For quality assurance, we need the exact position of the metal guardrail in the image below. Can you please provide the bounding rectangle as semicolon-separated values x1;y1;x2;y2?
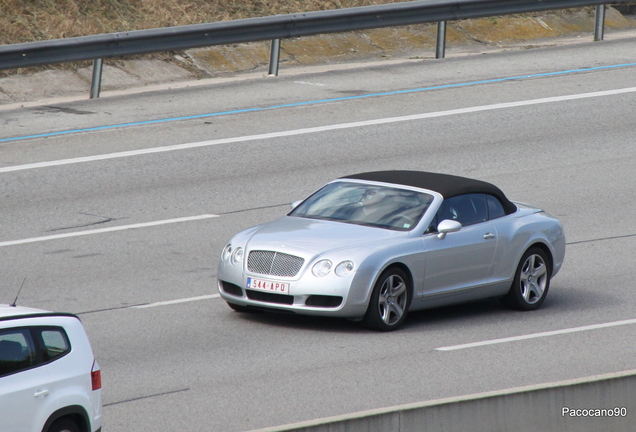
0;0;628;98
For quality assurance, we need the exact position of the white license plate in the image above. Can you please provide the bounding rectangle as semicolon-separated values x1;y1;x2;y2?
247;278;290;294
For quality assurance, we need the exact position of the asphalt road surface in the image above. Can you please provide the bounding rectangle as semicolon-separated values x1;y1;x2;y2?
1;35;636;431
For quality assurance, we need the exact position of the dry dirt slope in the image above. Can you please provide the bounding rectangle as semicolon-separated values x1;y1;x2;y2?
0;4;635;105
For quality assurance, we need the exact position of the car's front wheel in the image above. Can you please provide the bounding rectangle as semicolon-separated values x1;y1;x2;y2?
364;267;411;331
47;418;80;432
502;247;551;311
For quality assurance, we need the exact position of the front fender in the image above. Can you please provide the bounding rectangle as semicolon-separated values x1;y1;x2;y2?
351;238;425;304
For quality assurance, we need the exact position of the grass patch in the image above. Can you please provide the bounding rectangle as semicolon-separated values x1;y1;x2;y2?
0;0;406;77
0;0;405;44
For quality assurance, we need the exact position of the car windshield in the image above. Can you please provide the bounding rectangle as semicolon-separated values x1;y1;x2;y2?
289;182;434;231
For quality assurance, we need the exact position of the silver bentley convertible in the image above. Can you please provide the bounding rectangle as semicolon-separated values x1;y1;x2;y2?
217;171;565;331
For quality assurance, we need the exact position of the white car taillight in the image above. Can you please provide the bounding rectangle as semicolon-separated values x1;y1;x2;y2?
91;360;102;391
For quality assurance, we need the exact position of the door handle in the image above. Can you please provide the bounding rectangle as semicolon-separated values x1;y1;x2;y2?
34;389;49;398
483;233;495;240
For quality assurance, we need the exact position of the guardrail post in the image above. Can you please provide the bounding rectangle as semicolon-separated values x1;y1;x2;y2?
436;21;447;59
594;5;606;41
90;58;103;99
268;38;281;76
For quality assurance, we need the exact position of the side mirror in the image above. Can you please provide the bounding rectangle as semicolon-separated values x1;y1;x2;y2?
290;200;303;210
437;219;462;239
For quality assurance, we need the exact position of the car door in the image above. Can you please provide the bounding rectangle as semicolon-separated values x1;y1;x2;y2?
420;194;498;297
0;325;78;432
0;328;38;432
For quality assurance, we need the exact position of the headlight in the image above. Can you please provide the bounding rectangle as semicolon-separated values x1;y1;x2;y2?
231;247;244;265
221;244;233;261
335;260;355;277
312;259;332;277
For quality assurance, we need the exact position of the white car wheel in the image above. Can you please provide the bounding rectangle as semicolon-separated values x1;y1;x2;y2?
48;419;80;432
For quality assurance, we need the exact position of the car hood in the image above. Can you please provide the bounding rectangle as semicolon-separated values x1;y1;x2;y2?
243;216;404;255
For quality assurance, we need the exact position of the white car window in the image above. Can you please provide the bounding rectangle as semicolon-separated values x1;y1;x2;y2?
0;329;36;377
41;328;71;362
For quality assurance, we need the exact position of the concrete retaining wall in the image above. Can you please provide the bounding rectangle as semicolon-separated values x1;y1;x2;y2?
249;370;636;432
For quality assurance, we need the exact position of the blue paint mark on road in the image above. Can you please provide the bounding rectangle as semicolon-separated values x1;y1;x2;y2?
2;62;635;144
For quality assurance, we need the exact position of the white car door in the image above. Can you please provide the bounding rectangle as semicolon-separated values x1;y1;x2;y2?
0;328;38;432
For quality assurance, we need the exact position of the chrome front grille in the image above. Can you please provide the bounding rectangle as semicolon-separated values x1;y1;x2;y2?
247;250;304;277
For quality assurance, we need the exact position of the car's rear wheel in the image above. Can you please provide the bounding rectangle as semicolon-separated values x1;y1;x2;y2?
364;267;411;331
502;247;551;311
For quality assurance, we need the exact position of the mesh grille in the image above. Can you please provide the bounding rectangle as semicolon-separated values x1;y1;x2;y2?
247;250;304;277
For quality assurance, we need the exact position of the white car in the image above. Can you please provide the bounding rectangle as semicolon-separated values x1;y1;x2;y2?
0;304;102;432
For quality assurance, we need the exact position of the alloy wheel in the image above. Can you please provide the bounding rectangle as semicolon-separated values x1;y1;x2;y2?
378;274;408;325
520;253;548;305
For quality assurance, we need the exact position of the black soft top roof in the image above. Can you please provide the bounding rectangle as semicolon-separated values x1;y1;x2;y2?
341;170;517;214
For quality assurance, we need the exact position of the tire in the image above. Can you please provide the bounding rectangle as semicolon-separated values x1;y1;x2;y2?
47;418;80;432
502;247;551;311
364;267;412;331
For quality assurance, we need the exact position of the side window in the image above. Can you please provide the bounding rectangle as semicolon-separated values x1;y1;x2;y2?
0;326;71;377
437;194;488;227
40;328;70;362
487;195;506;220
0;329;36;377
426;213;438;233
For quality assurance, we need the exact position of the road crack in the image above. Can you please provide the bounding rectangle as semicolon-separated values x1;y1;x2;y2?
45;213;119;232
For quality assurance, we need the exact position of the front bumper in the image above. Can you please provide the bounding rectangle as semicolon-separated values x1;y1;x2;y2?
217;261;375;318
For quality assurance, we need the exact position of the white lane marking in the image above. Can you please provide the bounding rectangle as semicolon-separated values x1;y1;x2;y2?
2;87;636;174
436;318;636;351
294;81;327;87
0;214;219;247
133;294;220;309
